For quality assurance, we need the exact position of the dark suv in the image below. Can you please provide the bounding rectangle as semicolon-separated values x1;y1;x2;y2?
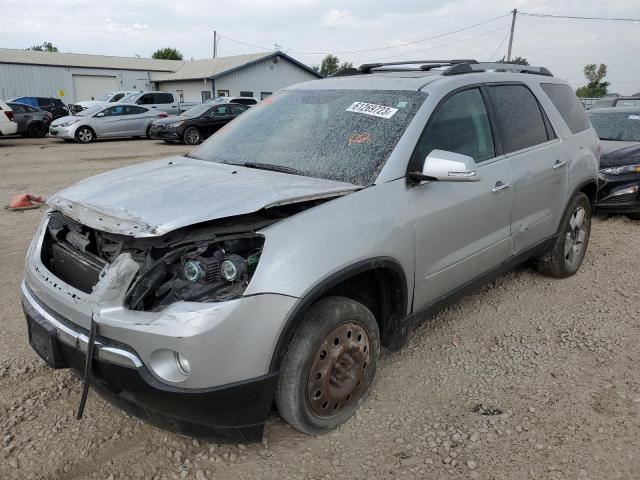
9;97;68;120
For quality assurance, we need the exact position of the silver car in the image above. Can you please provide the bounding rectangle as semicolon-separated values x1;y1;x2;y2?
22;60;599;442
49;104;168;143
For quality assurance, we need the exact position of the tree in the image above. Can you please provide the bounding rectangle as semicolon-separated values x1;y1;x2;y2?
151;47;183;60
313;54;353;76
28;42;58;52
498;55;529;65
576;63;609;97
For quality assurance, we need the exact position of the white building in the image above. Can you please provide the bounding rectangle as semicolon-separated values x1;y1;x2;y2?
0;49;321;104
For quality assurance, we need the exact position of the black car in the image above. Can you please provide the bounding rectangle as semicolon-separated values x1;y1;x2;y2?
589;107;640;219
9;96;69;120
7;102;52;137
149;103;248;145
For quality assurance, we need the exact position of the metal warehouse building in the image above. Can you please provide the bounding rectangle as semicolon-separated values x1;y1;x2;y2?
0;49;321;104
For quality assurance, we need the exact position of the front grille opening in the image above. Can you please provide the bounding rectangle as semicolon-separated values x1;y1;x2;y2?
41;211;110;293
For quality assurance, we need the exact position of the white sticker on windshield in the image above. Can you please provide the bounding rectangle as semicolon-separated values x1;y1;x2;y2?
629;115;640;121
346;102;398;119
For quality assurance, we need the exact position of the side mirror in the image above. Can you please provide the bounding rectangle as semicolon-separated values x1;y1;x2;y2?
95;112;105;118
409;150;480;182
136;99;143;105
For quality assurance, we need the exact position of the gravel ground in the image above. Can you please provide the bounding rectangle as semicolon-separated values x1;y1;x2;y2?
1;137;640;480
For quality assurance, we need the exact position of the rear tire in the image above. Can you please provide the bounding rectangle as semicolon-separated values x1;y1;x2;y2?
28;122;47;138
75;126;94;143
275;296;380;435
535;192;591;278
183;127;201;145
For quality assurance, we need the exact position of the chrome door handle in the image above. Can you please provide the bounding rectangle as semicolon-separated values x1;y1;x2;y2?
492;181;510;194
553;160;566;170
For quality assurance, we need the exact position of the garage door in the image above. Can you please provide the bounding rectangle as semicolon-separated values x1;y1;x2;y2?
72;75;117;102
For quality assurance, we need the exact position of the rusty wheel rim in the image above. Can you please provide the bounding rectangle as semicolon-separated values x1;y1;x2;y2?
306;321;372;418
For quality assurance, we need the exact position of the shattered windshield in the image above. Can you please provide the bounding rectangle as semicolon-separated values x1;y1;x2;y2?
191;89;427;185
590;112;640;142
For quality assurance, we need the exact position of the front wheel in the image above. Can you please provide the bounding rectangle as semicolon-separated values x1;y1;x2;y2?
536;192;591;278
275;296;380;435
28;122;47;138
75;126;94;143
183;127;201;145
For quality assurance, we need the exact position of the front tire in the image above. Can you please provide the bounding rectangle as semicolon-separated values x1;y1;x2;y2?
536;192;591;278
28;122;47;138
183;127;201;145
276;296;380;435
75;126;94;143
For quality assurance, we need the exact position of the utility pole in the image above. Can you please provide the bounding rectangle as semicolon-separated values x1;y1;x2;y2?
213;30;218;58
506;9;517;62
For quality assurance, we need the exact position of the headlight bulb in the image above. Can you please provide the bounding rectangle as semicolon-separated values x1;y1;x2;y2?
220;255;247;282
183;259;205;282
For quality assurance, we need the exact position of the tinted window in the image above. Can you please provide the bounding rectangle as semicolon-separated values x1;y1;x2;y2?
138;94;155;105
111;93;125;102
541;83;590;134
235;98;257;105
211;105;230;115
231;105;248;115
8;103;26;113
102;106;126;116
415;88;495;165
125;106;147;115
37;98;53;107
153;93;174;104
52;99;65;107
488;85;549;153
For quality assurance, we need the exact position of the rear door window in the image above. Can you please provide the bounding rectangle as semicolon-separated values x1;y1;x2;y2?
124;106;148;115
9;104;25;114
137;94;155;105
487;85;550;153
153;93;174;104
541;83;590;134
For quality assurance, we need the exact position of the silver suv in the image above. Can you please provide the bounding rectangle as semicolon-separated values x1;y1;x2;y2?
22;60;599;442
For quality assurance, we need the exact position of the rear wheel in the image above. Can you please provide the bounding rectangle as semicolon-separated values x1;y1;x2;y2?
275;296;380;435
28;122;47;138
536;192;591;278
75;127;94;143
183;127;201;145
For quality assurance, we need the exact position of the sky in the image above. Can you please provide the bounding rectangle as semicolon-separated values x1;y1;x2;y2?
1;0;639;94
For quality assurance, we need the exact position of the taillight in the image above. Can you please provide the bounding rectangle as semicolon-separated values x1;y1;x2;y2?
4;109;14;121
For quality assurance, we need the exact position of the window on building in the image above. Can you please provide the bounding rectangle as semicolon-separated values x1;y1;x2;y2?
202;91;212;102
261;92;272;100
217;90;229;97
176;90;184;103
239;91;254;98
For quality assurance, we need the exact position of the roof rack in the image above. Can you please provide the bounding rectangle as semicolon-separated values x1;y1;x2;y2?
332;59;553;77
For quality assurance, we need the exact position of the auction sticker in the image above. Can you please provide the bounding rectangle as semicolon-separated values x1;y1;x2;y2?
346;102;398;119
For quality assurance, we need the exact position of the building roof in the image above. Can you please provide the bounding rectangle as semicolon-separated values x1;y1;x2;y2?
151;51;322;82
0;48;183;71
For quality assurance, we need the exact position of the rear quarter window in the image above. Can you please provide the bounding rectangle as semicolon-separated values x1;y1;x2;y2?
154;93;174;104
541;83;590;134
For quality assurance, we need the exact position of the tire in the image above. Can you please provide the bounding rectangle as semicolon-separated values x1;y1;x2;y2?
183;127;201;145
145;125;152;139
27;122;47;138
535;192;591;278
627;213;640;221
276;296;380;435
75;126;94;143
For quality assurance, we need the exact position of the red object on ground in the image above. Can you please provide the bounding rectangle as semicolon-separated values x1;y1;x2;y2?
5;194;46;211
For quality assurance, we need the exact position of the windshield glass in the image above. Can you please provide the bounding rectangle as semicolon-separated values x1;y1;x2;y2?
589;112;640;142
182;104;214;117
78;106;104;117
191;89;426;185
96;93;111;101
119;93;138;103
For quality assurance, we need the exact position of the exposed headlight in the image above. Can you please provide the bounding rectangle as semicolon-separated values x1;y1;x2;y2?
221;255;247;282
58;119;80;128
609;185;639;197
600;164;640;175
183;259;205;282
167;121;184;128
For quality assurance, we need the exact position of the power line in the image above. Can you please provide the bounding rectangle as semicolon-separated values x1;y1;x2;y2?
519;12;640;22
489;29;510;61
217;34;272;51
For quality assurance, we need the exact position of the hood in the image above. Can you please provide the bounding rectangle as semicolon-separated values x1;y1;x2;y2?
600;140;640;168
48;156;360;237
51;115;85;126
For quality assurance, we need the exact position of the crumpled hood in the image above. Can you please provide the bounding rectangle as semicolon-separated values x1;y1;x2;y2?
48;156;359;237
600;140;640;168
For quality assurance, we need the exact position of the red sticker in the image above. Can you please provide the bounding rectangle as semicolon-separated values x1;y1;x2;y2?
348;133;371;145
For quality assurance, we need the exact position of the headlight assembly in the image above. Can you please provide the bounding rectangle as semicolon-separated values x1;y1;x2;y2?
600;164;640;175
58;119;81;128
167;121;184;128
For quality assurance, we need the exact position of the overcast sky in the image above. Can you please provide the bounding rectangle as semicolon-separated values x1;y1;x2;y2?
2;0;639;94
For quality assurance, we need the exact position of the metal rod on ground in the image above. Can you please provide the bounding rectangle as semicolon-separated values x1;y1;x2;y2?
507;9;517;62
76;317;98;420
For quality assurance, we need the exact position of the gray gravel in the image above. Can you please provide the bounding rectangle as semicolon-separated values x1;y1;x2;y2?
1;138;640;479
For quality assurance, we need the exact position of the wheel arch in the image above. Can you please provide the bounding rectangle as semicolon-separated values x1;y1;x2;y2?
75;125;97;140
268;257;409;373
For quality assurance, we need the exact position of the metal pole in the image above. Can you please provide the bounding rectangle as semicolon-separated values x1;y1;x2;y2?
213;30;217;58
506;9;517;62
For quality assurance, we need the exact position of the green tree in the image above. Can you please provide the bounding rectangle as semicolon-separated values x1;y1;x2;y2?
151;47;184;60
313;54;353;76
498;55;529;65
576;63;609;97
28;42;58;52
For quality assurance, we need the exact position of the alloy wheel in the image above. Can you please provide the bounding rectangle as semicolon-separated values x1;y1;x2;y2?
77;128;93;143
185;128;201;145
564;206;587;268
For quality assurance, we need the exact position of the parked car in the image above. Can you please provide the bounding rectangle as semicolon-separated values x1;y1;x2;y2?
49;104;168;143
589;107;640;219
204;96;258;107
149;103;249;144
7;102;52;137
0;100;18;136
22;60;599;442
9;96;68;120
118;91;198;115
69;90;138;114
590;96;640;109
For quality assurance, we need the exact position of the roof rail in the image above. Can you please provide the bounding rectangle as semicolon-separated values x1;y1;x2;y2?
357;59;478;73
444;62;553;77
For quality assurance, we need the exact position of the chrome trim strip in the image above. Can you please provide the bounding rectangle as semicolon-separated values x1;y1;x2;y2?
21;281;142;368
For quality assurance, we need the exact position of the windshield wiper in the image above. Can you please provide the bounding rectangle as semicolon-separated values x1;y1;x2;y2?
241;162;302;175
